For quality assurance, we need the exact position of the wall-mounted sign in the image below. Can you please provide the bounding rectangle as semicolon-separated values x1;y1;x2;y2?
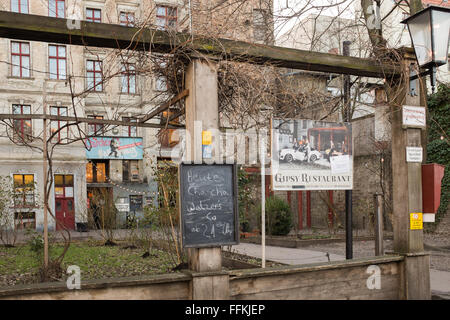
86;137;143;160
271;119;353;190
406;147;423;163
410;213;423;230
402;105;426;128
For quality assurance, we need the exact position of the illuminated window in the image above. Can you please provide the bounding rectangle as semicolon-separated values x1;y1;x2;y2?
12;104;32;142
86;161;108;183
13;174;34;207
50;106;68;142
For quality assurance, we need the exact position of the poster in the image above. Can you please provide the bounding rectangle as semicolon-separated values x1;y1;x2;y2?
271;119;353;190
86;137;143;160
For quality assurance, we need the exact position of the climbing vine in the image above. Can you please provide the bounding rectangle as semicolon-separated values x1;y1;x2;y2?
426;83;450;230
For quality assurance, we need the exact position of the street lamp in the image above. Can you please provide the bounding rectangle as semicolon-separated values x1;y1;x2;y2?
401;5;450;93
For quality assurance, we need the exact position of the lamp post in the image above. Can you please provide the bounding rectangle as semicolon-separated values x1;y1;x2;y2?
401;5;450;93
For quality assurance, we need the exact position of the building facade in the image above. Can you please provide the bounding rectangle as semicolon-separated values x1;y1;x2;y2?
0;0;273;231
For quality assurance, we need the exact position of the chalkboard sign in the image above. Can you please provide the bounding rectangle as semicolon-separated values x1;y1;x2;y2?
179;163;239;248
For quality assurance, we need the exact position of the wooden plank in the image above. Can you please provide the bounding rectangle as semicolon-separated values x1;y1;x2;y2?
139;89;189;123
0;11;400;78
230;274;400;300
0;114;184;129
230;262;399;296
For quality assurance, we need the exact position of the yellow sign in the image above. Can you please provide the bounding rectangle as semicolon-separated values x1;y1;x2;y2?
202;131;212;145
410;213;423;230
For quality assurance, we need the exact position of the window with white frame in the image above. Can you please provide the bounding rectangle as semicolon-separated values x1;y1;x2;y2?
11;0;28;13
11;41;30;78
49;45;66;80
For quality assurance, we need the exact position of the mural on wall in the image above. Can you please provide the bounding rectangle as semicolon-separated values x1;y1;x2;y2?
271;118;353;190
85;137;143;160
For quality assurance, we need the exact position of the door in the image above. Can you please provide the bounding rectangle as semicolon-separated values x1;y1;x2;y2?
55;198;75;231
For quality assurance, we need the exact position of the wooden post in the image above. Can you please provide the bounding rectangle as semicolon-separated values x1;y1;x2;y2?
42;80;49;269
306;191;311;228
297;191;303;230
184;59;222;272
389;49;430;299
374;193;384;256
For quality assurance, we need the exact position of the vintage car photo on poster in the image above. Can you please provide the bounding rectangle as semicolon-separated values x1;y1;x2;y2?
271;118;353;190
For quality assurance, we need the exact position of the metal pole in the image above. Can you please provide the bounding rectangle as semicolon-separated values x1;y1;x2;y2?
260;131;266;268
374;193;384;256
343;40;353;259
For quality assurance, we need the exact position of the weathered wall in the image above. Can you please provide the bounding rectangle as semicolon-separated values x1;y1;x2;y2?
0;256;406;300
229;256;403;300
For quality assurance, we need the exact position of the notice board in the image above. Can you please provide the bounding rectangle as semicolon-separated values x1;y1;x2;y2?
179;163;239;248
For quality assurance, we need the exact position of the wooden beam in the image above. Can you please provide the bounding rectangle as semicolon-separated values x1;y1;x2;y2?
0;114;184;129
139;89;189;123
0;11;400;78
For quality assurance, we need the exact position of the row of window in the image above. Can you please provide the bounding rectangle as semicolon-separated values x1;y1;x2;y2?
9;41;166;93
11;0;177;30
12;104;137;142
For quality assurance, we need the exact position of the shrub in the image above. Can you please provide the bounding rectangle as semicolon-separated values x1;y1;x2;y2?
259;196;293;236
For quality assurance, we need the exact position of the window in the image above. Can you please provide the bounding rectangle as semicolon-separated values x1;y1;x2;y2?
122;160;139;182
12;104;32;142
49;45;66;80
50;106;68;142
14;212;35;230
11;41;30;78
119;11;135;26
13;174;34;207
11;0;28;13
88;115;104;136
86;161;108;183
86;60;103;91
49;0;65;18
54;174;73;198
120;63;136;94
156;6;177;30
122;117;137;137
86;8;101;23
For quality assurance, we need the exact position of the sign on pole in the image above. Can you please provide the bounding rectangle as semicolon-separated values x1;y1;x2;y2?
179;163;239;248
271;119;353;190
402;105;426;128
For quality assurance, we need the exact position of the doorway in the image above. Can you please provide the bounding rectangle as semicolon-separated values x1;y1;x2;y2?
54;174;75;230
